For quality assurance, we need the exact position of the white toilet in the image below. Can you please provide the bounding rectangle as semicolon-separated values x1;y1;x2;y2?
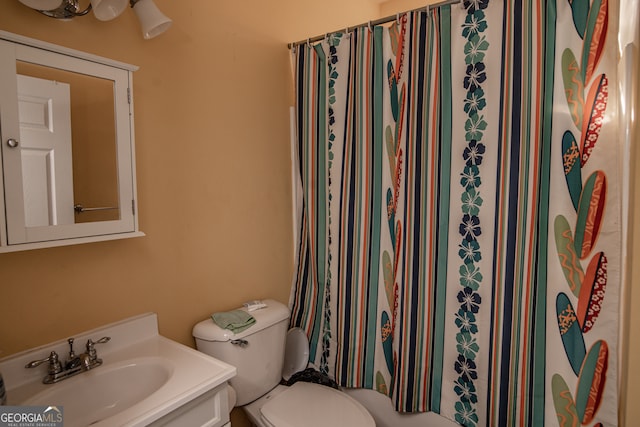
192;299;375;427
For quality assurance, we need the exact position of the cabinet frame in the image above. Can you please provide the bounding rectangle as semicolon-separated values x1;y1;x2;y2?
0;31;144;252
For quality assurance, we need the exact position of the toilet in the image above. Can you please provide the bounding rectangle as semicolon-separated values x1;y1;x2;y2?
192;299;375;427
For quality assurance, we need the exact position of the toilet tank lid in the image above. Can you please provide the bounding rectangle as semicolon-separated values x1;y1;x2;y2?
192;299;290;342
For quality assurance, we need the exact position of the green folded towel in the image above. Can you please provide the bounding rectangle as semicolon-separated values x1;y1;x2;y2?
212;309;256;334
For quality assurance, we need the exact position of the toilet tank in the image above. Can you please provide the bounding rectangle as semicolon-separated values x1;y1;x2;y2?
192;299;290;406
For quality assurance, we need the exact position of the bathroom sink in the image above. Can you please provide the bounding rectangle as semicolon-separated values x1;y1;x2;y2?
0;313;236;427
23;357;173;427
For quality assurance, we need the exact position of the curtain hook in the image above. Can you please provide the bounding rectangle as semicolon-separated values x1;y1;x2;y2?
368;21;372;32
396;13;400;24
306;38;311;47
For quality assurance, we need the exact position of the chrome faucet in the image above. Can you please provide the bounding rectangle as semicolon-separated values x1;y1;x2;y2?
25;336;111;384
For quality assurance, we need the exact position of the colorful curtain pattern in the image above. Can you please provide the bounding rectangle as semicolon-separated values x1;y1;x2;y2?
290;0;620;426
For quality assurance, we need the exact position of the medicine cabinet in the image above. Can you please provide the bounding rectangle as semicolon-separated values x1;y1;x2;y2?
0;31;144;252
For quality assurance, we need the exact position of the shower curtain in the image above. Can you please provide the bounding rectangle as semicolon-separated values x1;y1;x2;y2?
290;0;620;426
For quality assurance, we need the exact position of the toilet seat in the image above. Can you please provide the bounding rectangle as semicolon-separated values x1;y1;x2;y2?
243;326;374;427
259;382;375;427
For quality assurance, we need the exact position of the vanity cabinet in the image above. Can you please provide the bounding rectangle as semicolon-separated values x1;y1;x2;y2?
0;31;143;252
149;383;231;427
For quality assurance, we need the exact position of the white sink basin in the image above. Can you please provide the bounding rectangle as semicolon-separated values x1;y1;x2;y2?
23;357;173;427
0;313;236;427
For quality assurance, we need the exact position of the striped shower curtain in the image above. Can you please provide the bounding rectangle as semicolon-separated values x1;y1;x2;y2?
290;1;620;426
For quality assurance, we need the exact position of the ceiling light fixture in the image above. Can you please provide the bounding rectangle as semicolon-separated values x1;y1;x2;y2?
16;0;172;39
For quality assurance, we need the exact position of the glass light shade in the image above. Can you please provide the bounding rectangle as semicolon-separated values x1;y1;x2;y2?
17;0;64;10
91;0;127;21
132;0;172;40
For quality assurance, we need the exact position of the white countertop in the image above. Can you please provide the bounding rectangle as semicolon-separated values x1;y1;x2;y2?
0;313;236;427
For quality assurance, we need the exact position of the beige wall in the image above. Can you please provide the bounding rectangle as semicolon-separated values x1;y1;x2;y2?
0;0;381;353
0;0;638;426
0;1;379;426
621;30;640;426
624;168;640;425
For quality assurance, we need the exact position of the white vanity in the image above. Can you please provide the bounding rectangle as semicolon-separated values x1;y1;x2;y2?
0;313;236;427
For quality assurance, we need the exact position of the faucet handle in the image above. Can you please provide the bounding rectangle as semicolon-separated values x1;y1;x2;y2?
86;336;111;362
86;336;110;349
25;351;63;375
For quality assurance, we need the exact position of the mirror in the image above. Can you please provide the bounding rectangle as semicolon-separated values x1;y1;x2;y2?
16;61;120;225
0;31;143;251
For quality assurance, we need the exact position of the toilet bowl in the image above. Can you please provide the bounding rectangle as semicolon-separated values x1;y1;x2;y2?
192;299;375;427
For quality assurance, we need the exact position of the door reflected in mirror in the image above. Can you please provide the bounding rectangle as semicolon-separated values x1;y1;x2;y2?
16;61;120;225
